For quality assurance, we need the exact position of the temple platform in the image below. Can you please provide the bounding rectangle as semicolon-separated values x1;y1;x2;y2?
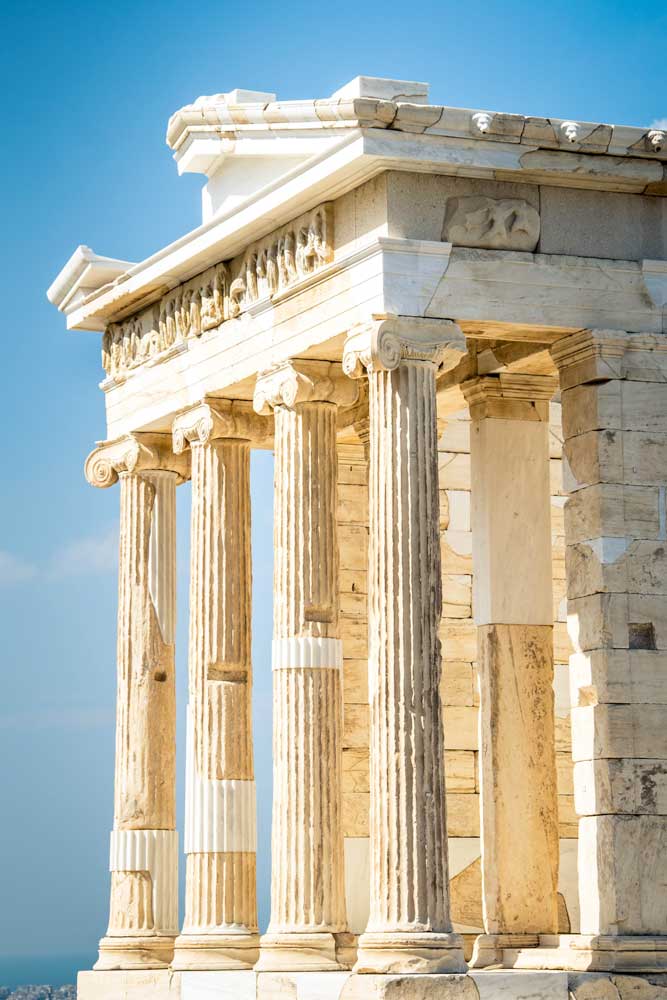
77;968;667;999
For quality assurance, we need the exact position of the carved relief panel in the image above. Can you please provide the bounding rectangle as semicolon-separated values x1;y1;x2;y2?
442;196;540;251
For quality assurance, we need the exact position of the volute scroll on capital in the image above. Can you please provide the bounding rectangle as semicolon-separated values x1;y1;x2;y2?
172;399;272;454
84;432;190;489
342;315;466;379
253;359;359;415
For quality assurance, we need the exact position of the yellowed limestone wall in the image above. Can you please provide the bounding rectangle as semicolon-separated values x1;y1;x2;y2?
337;443;372;935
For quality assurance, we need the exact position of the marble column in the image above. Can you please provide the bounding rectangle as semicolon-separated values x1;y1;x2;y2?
254;360;358;972
462;374;560;968
170;401;268;970
342;317;467;975
550;329;667;973
85;434;188;970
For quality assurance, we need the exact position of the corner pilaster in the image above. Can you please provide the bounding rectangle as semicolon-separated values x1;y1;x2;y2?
462;374;560;968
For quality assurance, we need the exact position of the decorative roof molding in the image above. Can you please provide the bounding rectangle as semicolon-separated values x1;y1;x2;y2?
648;130;665;153
166;76;667;168
47;245;135;315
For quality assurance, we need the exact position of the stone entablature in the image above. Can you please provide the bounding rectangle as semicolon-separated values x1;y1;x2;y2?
50;79;666;340
101;203;334;380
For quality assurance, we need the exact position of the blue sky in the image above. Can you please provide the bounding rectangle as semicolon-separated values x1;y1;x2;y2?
1;0;665;975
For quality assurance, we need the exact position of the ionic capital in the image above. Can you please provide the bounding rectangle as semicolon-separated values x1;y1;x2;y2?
84;433;189;488
462;373;558;421
172;399;272;454
342;315;465;379
253;359;358;415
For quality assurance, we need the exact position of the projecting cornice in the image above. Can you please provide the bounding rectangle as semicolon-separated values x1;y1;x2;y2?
166;76;667;171
49;76;666;336
47;245;136;317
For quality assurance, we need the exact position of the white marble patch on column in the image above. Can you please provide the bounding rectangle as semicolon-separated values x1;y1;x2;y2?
184;702;195;856
272;636;343;670
184;702;257;854
109;828;179;933
186;775;256;854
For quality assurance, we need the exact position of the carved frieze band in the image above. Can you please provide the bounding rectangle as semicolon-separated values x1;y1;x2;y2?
85;433;189;488
101;203;334;380
272;636;343;670
109;829;179;934
229;203;333;316
172;400;272;453
253;359;359;415
342;315;466;379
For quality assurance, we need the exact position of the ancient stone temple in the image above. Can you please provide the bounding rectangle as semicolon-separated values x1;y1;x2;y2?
47;76;667;1000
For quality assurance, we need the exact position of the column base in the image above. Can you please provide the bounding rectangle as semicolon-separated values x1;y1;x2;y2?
470;933;540;969
503;934;667;973
94;935;176;970
256;931;349;971
354;931;467;974
170;931;260;970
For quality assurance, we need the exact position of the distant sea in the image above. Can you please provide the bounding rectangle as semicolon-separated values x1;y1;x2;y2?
0;955;91;989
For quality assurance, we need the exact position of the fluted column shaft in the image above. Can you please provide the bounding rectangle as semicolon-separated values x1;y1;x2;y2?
343;317;467;975
254;361;354;972
114;471;177;834
85;434;185;972
367;361;447;933
271;403;346;932
171;403;260;970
